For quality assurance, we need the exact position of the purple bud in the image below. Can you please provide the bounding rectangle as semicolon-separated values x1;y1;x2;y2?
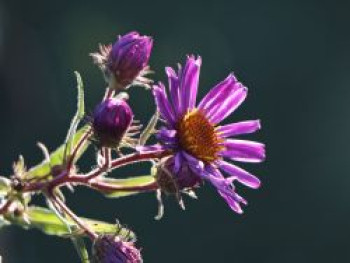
156;157;202;194
92;98;133;148
107;32;152;89
91;31;153;90
92;235;142;263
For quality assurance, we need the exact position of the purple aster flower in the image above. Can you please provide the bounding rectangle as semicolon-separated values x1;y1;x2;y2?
92;235;142;263
92;98;134;148
150;56;265;214
91;31;153;90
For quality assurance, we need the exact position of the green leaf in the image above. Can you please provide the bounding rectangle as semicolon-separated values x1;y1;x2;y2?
72;237;90;263
46;200;90;263
26;126;90;179
101;175;156;198
0;177;11;197
5;206;134;239
64;71;85;160
139;111;159;146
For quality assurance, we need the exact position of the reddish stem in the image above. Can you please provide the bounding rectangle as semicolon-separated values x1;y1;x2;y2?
49;193;97;240
84;150;169;180
103;87;115;100
66;128;93;171
22;150;170;193
71;177;159;193
0;199;13;214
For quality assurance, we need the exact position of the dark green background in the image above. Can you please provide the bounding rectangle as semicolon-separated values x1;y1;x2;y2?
0;0;349;262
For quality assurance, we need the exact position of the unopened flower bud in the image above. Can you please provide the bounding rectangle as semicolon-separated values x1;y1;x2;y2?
92;235;142;263
91;31;153;90
156;157;201;195
92;98;133;148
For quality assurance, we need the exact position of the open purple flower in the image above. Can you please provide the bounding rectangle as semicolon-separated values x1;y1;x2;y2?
150;56;265;213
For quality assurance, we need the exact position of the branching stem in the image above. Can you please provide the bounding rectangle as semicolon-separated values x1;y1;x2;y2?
21;150;170;193
49;192;97;240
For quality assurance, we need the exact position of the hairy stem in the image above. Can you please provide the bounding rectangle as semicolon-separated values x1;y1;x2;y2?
49;193;97;240
22;150;169;193
66;128;93;171
84;150;168;180
73;178;159;193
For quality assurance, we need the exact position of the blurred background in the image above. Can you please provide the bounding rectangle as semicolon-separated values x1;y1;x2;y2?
0;0;350;262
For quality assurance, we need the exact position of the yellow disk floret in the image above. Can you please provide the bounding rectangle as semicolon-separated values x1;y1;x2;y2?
177;109;224;163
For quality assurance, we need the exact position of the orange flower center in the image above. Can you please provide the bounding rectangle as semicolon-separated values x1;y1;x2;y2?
177;109;223;163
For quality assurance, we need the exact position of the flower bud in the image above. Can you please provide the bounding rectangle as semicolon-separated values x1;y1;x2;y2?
92;235;142;263
91;31;153;90
156;157;201;195
92;98;133;148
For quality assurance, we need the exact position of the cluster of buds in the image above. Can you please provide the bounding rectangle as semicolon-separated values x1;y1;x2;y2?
89;32;153;150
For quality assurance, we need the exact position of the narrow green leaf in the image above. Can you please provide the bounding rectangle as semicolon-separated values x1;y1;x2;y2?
72;237;90;263
27;126;90;179
101;175;156;198
53;126;90;166
5;207;134;239
74;71;85;120
64;71;85;160
139;111;159;146
46;199;90;263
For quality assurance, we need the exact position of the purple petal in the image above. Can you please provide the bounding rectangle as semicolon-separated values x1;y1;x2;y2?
198;74;237;112
179;56;201;115
216;120;261;138
156;128;177;145
173;152;183;174
117;31;139;46
200;167;247;214
182;151;204;174
165;67;180;118
157;128;176;139
152;83;175;126
218;160;261;189
136;144;166;153
220;139;266;163
217;190;246;214
208;83;248;124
